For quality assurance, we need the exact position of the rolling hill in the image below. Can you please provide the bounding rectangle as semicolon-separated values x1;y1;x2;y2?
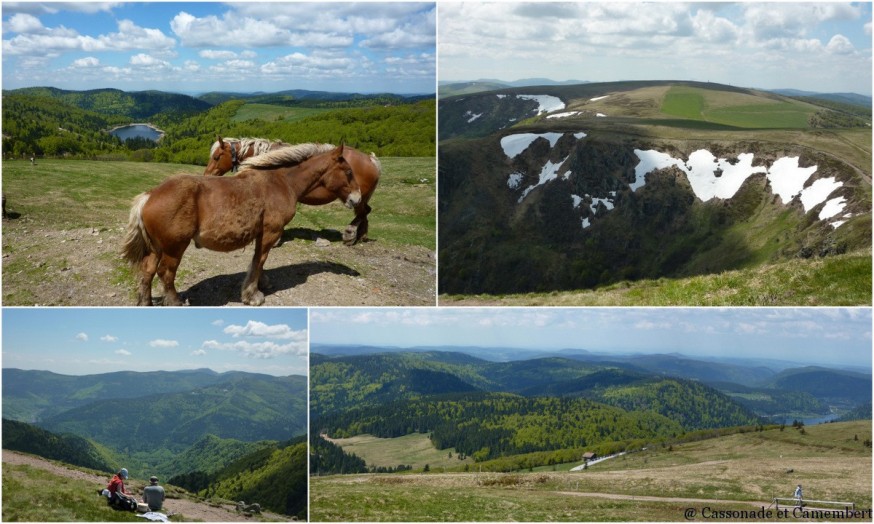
438;80;871;302
5;86;211;119
2;419;117;473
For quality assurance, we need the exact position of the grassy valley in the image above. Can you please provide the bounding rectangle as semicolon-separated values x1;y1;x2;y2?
1;369;308;520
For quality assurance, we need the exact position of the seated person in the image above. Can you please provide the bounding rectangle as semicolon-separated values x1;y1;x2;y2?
107;468;137;510
143;476;165;512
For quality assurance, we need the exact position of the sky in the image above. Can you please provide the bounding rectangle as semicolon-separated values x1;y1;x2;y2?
311;307;873;369
439;1;873;95
2;308;309;376
1;1;436;94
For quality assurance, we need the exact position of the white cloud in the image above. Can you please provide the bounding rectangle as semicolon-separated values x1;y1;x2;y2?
75;332;88;341
5;13;44;33
200;49;237;60
71;56;100;68
191;349;207;356
149;339;179;348
201;339;306;359
2;17;175;57
224;320;306;341
212;319;225;326
100;334;118;342
115;349;132;356
826;34;855;55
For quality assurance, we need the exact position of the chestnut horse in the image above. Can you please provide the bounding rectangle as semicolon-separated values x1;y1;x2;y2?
205;136;381;245
203;137;289;176
122;144;361;306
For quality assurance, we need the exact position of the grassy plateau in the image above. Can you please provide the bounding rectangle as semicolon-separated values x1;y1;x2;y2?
311;421;872;521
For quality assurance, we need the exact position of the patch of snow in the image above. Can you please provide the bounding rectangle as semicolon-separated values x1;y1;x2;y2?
547;111;580;119
799;177;843;212
518;156;569;202
590;197;615;214
507;172;523;189
596;113;607;117
767;157;818;204
464;110;483;123
574;132;587;139
830;220;847;229
582;217;591;229
632;149;676;191
571;194;584;208
518;94;565;114
590;96;609;102
496;94;507;99
500;132;563;158
684;150;767;201
819;196;847;220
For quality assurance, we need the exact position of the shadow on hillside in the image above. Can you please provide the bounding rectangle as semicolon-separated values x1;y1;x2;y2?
177;261;361;306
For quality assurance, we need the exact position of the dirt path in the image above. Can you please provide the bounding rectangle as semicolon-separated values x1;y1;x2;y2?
555;490;767;507
2;218;435;306
2;450;283;522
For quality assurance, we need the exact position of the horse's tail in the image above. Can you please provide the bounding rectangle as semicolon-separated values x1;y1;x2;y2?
121;193;155;266
368;152;383;178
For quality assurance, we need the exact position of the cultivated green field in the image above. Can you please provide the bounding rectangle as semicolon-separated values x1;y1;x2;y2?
311;421;872;521
659;86;816;128
231;103;329;123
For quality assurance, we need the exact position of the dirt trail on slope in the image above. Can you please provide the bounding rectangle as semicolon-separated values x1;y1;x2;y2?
556;490;768;507
2;450;284;522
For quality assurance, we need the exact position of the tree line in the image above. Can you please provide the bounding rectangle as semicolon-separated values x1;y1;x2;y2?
2;93;434;163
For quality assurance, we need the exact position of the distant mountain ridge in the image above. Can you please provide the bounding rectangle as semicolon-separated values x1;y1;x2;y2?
5;86;211;119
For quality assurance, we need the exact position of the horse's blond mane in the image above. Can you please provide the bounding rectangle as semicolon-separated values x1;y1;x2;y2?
239;143;336;169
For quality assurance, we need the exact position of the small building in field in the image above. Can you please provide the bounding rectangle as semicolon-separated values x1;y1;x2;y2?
582;452;597;461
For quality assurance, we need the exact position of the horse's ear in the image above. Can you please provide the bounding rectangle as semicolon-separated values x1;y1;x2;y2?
216;135;223;145
335;142;345;158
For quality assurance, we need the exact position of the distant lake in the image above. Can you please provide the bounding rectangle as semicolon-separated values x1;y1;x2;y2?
109;124;163;142
767;413;842;426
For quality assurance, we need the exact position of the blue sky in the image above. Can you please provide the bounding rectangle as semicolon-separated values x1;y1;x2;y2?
2;2;436;94
2;308;308;376
311;308;873;368
440;2;873;95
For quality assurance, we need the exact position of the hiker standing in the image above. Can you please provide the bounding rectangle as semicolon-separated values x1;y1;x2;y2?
143;476;165;511
793;484;803;507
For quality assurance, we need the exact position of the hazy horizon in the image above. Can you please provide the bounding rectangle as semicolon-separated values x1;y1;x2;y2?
311;308;873;369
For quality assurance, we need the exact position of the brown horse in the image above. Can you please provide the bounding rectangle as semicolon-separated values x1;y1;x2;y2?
122;144;361;306
205;136;381;245
203;136;289;176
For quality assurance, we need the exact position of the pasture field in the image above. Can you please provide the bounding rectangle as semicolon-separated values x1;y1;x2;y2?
323;433;473;471
231;103;329;123
658;86;816;128
1;157;435;306
311;421;872;521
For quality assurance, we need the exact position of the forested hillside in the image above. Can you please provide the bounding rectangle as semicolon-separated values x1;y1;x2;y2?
2;419;117;473
2;87;435;163
40;376;307;453
199;437;308;520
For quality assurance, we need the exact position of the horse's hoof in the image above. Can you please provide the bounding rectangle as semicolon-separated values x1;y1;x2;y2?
343;225;358;246
243;290;265;306
162;295;184;306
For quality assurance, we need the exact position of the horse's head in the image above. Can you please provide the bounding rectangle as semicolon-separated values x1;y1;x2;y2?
203;136;235;176
322;144;361;209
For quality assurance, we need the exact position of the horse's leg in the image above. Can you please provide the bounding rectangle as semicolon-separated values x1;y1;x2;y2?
241;232;281;306
156;246;187;306
136;252;159;306
343;203;372;246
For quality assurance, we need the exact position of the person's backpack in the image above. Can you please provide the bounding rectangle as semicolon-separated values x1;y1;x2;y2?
109;493;138;511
